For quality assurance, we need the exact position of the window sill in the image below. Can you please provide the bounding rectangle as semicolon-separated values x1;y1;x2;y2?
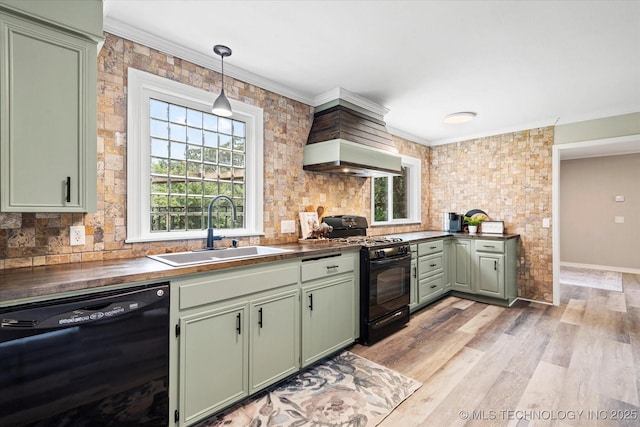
125;230;265;244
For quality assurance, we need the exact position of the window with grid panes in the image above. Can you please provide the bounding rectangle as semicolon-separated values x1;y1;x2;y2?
126;68;264;243
148;99;246;233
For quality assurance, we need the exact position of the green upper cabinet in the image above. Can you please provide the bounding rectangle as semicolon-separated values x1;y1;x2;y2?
0;0;102;212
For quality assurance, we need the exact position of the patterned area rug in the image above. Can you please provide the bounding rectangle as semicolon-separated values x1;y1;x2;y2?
199;351;421;426
559;266;623;291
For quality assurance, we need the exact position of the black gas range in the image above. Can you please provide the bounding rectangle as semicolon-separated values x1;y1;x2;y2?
322;216;411;345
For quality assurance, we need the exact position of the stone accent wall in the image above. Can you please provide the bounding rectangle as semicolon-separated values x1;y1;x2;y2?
0;34;429;268
429;127;554;302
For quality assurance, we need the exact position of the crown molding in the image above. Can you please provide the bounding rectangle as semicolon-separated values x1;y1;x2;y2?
387;126;431;146
313;87;389;118
103;16;315;105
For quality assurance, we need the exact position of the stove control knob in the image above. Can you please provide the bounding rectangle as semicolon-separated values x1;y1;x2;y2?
398;246;408;255
375;250;386;259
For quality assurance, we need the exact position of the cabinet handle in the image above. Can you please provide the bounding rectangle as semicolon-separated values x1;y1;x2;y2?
412;265;417;278
430;284;437;289
430;246;437;249
236;313;241;334
326;265;339;271
494;260;497;271
258;307;263;328
429;263;437;267
308;294;313;311
484;245;495;248
66;177;71;203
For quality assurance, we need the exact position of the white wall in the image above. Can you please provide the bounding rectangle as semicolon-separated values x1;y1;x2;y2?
560;153;640;269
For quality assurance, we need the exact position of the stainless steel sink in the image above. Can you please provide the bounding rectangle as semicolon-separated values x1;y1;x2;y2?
148;246;293;267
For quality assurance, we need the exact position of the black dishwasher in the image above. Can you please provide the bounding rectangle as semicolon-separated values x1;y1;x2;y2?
0;283;170;427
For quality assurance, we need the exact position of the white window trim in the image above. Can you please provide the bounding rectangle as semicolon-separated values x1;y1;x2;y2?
126;68;264;243
370;155;421;226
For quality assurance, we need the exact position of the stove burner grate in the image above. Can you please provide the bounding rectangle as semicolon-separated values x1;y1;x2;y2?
337;236;404;246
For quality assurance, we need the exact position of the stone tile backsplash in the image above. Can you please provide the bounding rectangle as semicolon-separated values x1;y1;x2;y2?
429;127;554;301
0;33;552;302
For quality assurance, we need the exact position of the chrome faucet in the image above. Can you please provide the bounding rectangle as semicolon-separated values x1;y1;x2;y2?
206;195;238;249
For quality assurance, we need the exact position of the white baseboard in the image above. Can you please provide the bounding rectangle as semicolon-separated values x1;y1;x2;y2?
560;261;640;275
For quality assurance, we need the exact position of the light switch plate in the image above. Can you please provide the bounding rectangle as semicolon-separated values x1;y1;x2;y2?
615;216;625;224
281;220;296;233
542;218;550;228
615;195;625;202
70;226;85;246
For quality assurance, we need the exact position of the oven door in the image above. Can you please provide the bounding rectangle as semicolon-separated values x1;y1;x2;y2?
368;253;411;320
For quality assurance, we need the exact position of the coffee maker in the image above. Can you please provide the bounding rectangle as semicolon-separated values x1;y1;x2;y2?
442;212;463;232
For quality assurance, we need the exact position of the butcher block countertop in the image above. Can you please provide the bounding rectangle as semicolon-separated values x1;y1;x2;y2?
0;231;518;305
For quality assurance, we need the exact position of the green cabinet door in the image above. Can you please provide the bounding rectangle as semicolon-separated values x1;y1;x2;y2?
249;290;300;394
475;253;505;298
409;255;418;312
444;239;452;290
0;11;97;212
179;303;248;425
451;239;472;292
301;276;355;366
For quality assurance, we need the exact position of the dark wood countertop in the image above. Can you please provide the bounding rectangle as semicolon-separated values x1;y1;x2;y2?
0;231;519;305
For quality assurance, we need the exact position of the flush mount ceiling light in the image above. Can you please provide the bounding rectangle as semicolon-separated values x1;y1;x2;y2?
212;44;233;117
443;112;476;124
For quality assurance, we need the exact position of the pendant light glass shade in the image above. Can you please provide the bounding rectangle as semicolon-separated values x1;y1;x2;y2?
212;90;232;117
212;45;232;117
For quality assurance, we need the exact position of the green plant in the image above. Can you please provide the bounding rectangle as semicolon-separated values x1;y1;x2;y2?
464;215;486;226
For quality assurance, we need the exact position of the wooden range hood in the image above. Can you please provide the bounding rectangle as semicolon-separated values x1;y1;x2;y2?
303;97;402;176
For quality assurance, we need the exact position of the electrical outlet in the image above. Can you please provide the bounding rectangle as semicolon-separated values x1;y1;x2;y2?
70;226;85;246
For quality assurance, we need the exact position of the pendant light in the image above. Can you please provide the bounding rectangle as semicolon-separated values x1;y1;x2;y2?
212;44;233;117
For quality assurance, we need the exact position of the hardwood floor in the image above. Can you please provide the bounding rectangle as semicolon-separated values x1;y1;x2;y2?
350;273;640;426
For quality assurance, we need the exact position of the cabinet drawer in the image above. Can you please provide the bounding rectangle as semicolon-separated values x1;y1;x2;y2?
418;253;443;278
475;240;505;253
418;240;444;256
301;254;355;282
419;273;444;303
178;263;300;310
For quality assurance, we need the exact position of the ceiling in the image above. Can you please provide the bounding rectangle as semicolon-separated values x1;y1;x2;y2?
102;0;640;147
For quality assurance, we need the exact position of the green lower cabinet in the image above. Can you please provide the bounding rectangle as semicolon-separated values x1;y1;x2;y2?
179;303;249;425
414;239;447;308
475;253;505;298
177;289;300;426
249;290;300;394
171;257;362;425
414;237;518;308
451;239;472;292
301;276;355;367
447;237;518;305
